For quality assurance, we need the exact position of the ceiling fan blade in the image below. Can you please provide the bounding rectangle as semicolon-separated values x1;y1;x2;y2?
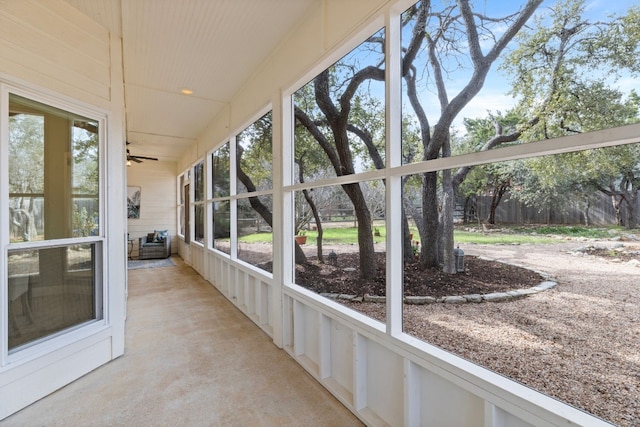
126;144;158;162
130;155;158;161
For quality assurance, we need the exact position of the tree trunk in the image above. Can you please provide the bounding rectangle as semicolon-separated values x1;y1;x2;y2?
440;169;456;274
487;191;499;225
611;195;623;226
486;183;508;225
420;171;440;268
625;192;638;229
401;177;416;264
342;182;377;279
294;242;307;265
298;159;324;262
239;157;307;265
302;188;324;262
582;197;591;226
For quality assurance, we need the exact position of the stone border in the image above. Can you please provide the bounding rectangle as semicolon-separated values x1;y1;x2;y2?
319;258;557;304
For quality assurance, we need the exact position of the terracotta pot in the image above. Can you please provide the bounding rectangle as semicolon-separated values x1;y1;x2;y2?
295;235;307;244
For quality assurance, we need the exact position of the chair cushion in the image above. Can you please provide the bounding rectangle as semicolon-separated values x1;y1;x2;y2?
143;242;163;247
146;232;156;242
153;229;168;242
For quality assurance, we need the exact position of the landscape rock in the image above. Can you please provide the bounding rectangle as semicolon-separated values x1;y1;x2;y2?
363;294;386;303
463;294;482;303
483;292;510;302
405;296;436;305
443;295;466;304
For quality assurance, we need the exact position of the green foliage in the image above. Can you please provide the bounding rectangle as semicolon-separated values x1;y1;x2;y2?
72;204;97;237
72;124;99;195
502;0;640;140
457;110;524;155
212;143;231;198
237;111;273;191
212;201;231;239
9;114;45;195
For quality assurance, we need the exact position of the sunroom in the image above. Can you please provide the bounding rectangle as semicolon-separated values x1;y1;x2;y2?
1;0;639;426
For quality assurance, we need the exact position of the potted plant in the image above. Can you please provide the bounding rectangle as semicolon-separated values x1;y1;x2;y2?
295;230;307;245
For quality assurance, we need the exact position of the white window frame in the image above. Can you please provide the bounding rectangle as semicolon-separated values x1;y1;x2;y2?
0;83;108;365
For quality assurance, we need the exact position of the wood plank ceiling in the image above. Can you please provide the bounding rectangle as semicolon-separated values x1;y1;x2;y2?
62;0;316;162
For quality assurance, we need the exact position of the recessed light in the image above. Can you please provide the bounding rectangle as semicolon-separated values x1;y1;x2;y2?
181;88;193;95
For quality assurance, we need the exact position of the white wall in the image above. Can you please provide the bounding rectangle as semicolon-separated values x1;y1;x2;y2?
127;160;177;258
0;0;126;419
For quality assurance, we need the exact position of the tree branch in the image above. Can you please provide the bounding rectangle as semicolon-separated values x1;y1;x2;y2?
294;106;342;173
347;123;384;170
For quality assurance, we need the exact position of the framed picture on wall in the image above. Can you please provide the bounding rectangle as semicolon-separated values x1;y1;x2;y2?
127;186;141;219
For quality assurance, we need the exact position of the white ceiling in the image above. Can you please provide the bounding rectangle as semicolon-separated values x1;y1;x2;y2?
63;0;316;162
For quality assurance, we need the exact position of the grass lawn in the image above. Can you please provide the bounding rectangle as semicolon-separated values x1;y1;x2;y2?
237;224;633;245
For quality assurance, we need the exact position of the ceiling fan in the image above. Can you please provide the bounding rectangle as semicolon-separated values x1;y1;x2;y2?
126;142;158;164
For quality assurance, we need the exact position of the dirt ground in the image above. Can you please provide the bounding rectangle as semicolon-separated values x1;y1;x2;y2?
338;241;640;427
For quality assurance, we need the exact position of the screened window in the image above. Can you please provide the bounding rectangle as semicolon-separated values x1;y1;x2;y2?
193;161;204;244
211;143;230;253
7;93;103;352
234;111;273;270
9;94;99;241
178;174;185;237
292;28;386;320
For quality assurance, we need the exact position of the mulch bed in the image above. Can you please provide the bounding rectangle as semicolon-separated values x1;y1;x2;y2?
294;252;544;298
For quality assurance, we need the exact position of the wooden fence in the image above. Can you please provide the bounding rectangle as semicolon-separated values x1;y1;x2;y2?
460;192;631;226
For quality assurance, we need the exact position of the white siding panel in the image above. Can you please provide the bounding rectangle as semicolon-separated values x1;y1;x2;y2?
0;39;109;104
324;0;387;50
1;0;109;64
127;161;178;257
328;318;354;402
364;339;404;425
0;1;110;101
420;368;485;427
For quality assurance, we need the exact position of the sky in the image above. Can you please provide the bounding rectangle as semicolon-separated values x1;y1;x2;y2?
439;0;639;132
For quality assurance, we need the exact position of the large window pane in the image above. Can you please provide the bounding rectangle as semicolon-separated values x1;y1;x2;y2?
194;161;204;202
193;160;205;244
400;144;640;426
237;112;272;193
294;28;386;183
236;196;272;270
71;121;99;237
8;108;43;242
8;242;103;351
293;181;386;323
212;200;231;255
212;142;230;198
400;2;639;167
194;204;204;244
9;94;99;241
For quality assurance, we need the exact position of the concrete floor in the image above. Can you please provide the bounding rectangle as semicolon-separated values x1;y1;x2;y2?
3;257;363;426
